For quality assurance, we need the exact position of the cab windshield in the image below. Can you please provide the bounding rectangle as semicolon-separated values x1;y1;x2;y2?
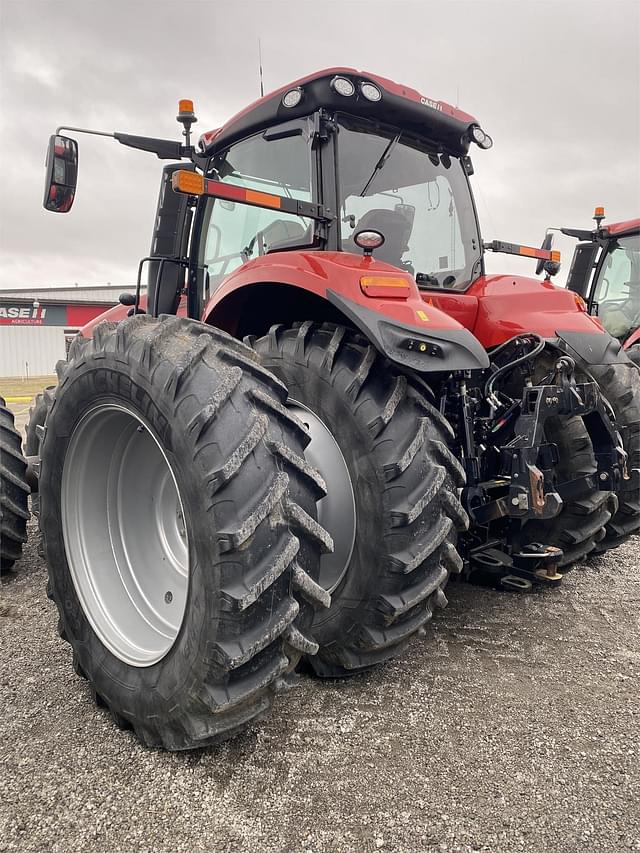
593;234;640;340
336;115;482;290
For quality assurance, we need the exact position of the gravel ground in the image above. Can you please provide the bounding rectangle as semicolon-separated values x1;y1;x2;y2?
1;410;639;853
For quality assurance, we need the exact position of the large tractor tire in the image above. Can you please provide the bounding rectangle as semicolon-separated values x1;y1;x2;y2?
0;396;30;572
25;385;55;456
254;322;467;678
627;345;640;369
39;316;330;750
512;415;617;568
25;385;55;522
589;361;640;549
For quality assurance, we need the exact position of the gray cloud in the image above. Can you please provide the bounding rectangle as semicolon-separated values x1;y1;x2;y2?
1;0;638;289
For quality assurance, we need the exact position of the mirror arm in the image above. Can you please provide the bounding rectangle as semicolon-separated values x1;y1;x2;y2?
56;125;115;139
55;126;186;160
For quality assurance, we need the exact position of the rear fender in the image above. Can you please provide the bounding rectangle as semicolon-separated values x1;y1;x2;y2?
203;251;489;372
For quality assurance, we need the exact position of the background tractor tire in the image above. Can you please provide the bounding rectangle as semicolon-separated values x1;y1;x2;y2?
25;385;55;523
588;361;640;549
25;386;55;457
512;415;617;568
627;345;640;369
254;322;467;678
39;315;330;750
0;396;30;572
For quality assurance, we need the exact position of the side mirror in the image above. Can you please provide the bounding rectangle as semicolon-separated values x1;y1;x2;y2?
43;135;78;213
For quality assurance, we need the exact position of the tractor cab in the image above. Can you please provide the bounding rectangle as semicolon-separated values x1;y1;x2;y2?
42;67;560;345
190;69;492;320
197;101;484;295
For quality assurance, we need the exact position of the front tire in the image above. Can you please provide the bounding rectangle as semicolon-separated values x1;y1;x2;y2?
255;323;468;677
40;316;329;750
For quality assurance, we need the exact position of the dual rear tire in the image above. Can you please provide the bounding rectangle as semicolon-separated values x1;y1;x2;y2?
41;318;468;749
254;323;468;677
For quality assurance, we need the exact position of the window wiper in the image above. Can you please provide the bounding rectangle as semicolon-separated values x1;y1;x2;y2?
359;133;401;197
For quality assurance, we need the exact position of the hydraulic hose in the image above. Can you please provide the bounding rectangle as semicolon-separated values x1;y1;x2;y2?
484;334;546;403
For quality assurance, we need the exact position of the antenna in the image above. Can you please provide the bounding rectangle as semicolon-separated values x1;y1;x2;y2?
258;39;264;97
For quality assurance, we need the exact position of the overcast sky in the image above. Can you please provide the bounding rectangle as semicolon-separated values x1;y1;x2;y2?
0;0;638;291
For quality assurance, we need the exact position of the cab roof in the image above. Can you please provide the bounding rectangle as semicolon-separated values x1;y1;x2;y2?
606;218;640;237
199;67;482;158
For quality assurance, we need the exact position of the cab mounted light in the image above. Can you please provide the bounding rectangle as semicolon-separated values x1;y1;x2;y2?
354;229;385;254
282;87;303;108
360;81;382;102
331;75;356;97
172;170;205;195
176;99;197;147
593;206;605;226
470;125;493;149
177;99;196;120
470;125;486;145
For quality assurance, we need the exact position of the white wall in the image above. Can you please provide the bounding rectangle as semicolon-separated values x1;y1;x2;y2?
0;326;67;378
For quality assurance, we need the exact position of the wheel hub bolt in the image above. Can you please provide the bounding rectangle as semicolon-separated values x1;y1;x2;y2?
164;591;173;604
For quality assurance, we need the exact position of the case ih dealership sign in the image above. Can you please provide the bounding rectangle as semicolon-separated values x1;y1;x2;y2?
0;302;96;326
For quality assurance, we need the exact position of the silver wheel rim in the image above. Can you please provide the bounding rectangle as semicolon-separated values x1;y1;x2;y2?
288;399;356;593
61;404;189;667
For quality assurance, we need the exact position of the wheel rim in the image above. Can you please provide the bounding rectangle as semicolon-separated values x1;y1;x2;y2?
287;399;356;593
61;404;189;667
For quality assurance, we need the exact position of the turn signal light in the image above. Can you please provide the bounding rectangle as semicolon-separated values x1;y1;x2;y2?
550;250;561;263
360;276;411;298
573;293;588;312
172;170;205;195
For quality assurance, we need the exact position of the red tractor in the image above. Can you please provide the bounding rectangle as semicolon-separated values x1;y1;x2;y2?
3;68;637;750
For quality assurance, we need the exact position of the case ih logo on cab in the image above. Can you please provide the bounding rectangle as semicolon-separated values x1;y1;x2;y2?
420;96;443;111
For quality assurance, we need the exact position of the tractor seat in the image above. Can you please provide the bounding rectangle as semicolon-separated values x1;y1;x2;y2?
344;208;414;268
260;218;307;254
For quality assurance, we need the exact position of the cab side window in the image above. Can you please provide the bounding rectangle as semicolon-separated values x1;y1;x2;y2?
594;236;640;339
201;122;313;289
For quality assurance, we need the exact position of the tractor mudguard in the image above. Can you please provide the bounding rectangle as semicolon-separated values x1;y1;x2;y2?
327;290;489;372
204;251;489;373
553;330;633;365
